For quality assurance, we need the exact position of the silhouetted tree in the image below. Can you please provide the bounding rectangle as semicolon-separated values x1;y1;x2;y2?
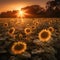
21;5;45;17
0;2;60;18
46;0;60;17
0;10;18;18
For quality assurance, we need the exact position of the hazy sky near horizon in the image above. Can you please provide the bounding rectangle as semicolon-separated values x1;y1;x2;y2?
0;0;53;12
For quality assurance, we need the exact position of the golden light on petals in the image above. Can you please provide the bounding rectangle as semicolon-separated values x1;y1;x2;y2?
8;27;15;34
48;27;54;32
38;29;52;42
19;34;23;38
17;9;26;22
33;20;40;26
24;28;32;35
11;42;27;55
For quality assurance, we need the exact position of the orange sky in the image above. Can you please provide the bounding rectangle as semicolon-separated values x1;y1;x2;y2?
0;0;51;12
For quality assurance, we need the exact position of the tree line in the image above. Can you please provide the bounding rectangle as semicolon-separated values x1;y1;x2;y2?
0;0;60;18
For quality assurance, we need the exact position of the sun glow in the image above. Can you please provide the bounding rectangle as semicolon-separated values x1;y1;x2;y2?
17;8;30;22
19;10;25;17
17;9;26;22
17;9;24;17
17;8;30;18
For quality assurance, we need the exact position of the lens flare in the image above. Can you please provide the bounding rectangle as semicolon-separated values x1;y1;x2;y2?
17;9;25;22
7;27;16;38
11;42;27;55
19;10;24;17
38;29;52;42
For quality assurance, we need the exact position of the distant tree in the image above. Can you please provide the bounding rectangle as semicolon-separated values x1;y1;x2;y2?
21;5;45;17
0;10;18;18
46;1;56;9
55;0;60;2
46;0;60;17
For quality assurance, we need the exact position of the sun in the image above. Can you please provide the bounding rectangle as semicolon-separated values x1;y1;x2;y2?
18;9;25;17
20;10;25;17
17;8;30;22
17;8;30;18
17;8;26;22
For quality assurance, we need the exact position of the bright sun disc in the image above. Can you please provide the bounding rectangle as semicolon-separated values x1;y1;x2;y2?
17;9;25;22
19;10;24;17
18;10;24;17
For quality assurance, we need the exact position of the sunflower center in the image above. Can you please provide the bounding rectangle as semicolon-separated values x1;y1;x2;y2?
41;31;49;39
9;29;14;33
14;44;24;51
26;29;30;33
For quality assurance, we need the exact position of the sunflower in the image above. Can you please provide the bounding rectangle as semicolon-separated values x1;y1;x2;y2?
48;27;54;32
11;42;27;55
19;34;23;38
33;20;39;26
8;27;15;34
7;27;15;38
31;25;36;30
24;28;32;35
26;24;30;27
38;29;52;42
3;23;8;28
